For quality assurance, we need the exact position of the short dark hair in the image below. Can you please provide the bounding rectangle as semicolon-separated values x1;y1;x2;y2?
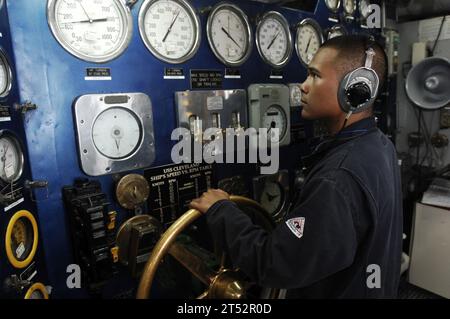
320;35;387;90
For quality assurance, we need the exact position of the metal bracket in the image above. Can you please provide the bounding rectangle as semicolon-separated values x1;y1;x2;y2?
24;180;49;202
14;101;37;115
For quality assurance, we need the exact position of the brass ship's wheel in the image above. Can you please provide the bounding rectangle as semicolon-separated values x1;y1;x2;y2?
137;195;280;299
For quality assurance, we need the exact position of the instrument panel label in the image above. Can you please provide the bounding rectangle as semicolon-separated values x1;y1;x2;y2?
190;69;222;89
0;105;11;121
85;68;112;81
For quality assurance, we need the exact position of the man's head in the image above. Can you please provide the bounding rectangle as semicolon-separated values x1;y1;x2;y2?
300;35;386;121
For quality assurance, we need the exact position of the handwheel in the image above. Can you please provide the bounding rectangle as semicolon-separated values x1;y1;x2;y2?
136;195;279;299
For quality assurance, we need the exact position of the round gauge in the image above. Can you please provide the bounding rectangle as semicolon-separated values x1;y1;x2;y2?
260;181;284;217
255;11;293;69
24;283;49;299
295;18;324;67
47;0;133;63
92;107;142;159
325;0;341;13
138;0;201;64
262;105;287;143
327;24;347;40
0;131;24;183
359;0;371;19
343;0;356;16
116;174;150;209
206;3;253;66
289;84;302;107
5;210;38;269
0;49;13;98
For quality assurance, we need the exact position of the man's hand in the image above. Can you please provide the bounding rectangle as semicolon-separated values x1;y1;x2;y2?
190;189;230;214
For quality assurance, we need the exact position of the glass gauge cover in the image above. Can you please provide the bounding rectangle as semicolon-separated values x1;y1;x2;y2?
325;0;341;13
295;18;324;67
0;132;24;183
260;181;284;216
206;3;253;66
0;49;13;98
343;0;356;16
256;11;293;69
262;105;287;143
47;0;133;63
138;0;201;63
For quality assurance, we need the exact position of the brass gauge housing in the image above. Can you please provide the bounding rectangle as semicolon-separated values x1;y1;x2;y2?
5;210;39;269
116;174;150;210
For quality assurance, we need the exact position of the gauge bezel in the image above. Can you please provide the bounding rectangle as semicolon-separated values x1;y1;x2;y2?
206;2;253;67
255;11;293;69
5;210;38;269
325;0;341;13
0;48;13;98
327;24;348;40
343;0;356;16
263;104;288;141
24;283;49;299
359;0;371;19
47;0;133;63
295;18;324;67
0;130;24;183
138;0;201;64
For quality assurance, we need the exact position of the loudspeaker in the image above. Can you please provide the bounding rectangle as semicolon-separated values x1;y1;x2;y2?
405;56;450;110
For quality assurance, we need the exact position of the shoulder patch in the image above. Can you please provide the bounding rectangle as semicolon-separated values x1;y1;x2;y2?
286;217;305;239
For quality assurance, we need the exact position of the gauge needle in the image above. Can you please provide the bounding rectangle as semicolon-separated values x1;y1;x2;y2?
2;145;8;175
305;36;312;54
114;139;120;150
267;31;281;50
68;18;109;24
77;0;93;23
162;10;180;43
266;192;279;202
221;27;241;49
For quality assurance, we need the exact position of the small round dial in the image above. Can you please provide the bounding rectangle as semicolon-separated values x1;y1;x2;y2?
207;3;252;66
47;0;133;63
327;24;347;40
295;19;324;67
343;0;356;16
289;84;302;107
359;0;371;19
92;107;142;159
256;11;292;68
325;0;341;13
138;0;201;63
260;181;283;217
0;132;24;183
262;105;287;143
0;50;12;98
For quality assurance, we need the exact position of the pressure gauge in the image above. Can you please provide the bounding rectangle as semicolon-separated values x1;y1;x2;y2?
260;181;284;216
24;283;49;299
343;0;356;16
0;49;13;98
295;18;324;67
325;0;341;13
359;0;371;19
47;0;133;63
262;105;287;143
255;11;293;69
288;83;302;107
138;0;201;63
327;24;347;40
92;107;142;159
206;3;253;66
0;131;24;184
5;210;38;269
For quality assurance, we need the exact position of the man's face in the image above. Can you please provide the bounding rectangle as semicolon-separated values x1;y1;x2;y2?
300;47;342;120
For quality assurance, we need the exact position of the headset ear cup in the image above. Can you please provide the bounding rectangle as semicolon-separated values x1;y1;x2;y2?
346;82;372;107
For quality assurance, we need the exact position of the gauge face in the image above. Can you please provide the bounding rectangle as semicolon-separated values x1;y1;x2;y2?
47;0;133;63
207;3;252;66
256;11;292;68
327;25;347;39
11;218;33;261
0;50;12;98
343;0;356;15
262;105;287;143
325;0;341;12
359;0;371;19
295;19;324;67
260;181;283;216
0;133;24;183
92;107;142;159
138;0;201;63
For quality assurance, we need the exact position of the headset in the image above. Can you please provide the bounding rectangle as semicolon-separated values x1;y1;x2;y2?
337;39;380;116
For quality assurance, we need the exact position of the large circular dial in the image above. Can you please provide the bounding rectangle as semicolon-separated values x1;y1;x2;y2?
262;105;287;143
343;0;356;16
359;0;371;19
325;0;341;13
255;11;293;69
295;18;324;67
206;3;252;66
92;107;142;159
47;0;133;63
260;181;284;217
0;49;12;98
138;0;201;63
0;131;24;183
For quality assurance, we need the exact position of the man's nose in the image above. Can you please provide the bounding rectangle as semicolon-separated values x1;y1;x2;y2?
300;81;308;94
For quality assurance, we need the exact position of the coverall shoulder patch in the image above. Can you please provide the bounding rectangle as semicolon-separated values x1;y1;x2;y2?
286;217;305;239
